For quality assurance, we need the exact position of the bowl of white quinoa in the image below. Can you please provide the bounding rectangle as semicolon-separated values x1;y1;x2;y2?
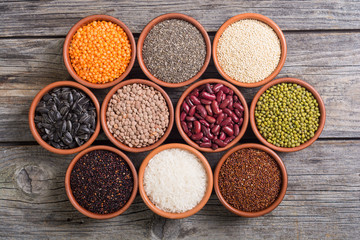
213;13;287;88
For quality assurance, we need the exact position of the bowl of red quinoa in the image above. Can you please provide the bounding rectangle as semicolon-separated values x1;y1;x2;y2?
137;13;211;88
65;145;138;219
175;79;249;152
63;15;136;89
29;81;100;155
101;79;174;153
214;143;288;217
213;13;287;88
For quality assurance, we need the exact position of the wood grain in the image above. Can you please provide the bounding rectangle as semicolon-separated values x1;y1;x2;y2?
1;0;360;37
0;140;359;239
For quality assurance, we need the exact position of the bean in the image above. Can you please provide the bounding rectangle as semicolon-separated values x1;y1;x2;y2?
202;125;214;139
196;105;207;118
233;95;239;102
200;142;212;148
238;117;244;126
190;95;201;105
220;86;230;94
223;108;233;117
191;132;203;141
222;126;234;136
211;143;219;150
186;116;196;121
200;99;212;105
228;89;234;96
187;131;192;137
211;124;220;135
205;104;213;116
200;91;216;101
220;117;232;126
193;121;201;134
224;136;235;144
191;88;199;97
234;102;244;112
219;132;226;140
232;114;239;123
211;101;221;115
181;121;189;134
185;96;194;107
202;136;210;142
227;95;233;109
205;115;216;124
216;113;225;125
194;113;204;120
214;139;227;147
234;109;243;118
222;93;226;101
234;124;240;136
187;121;193;130
213;83;223;93
182;102;190;113
220;98;230;109
180;112;186;121
205;83;213;94
216;90;223;102
199;119;210;127
189;105;196;116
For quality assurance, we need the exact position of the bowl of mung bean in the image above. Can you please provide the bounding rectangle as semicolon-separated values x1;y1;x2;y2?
63;15;136;89
213;13;287;88
29;81;100;155
101;79;174;153
214;143;288;217
137;13;211;88
250;78;326;152
176;79;249;152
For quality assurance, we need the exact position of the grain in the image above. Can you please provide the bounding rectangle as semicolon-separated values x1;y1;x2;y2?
217;19;281;83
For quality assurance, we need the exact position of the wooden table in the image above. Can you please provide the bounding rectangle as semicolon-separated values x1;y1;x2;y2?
1;1;359;239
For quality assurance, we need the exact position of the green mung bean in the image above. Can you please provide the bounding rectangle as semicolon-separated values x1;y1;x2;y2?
255;83;321;148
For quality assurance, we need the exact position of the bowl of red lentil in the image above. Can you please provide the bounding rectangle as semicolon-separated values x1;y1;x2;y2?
29;81;101;155
213;13;287;88
63;15;136;89
214;143;288;217
250;77;326;152
137;13;211;88
175;79;249;152
65;145;138;219
101;79;174;153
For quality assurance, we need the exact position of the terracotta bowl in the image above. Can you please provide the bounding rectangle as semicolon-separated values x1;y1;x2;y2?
101;79;174;153
65;145;138;219
214;143;288;217
138;143;213;219
213;13;287;88
250;77;326;152
63;15;136;89
175;79;249;152
137;13;211;88
29;81;100;155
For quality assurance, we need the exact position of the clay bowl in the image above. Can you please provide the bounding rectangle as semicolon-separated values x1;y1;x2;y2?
213;13;287;88
29;81;100;155
137;13;211;88
175;79;249;152
101;79;174;153
65;145;138;219
138;143;213;219
250;77;326;152
214;143;288;217
63;15;136;89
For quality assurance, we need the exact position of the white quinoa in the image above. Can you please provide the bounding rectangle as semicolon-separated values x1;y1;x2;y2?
217;19;281;83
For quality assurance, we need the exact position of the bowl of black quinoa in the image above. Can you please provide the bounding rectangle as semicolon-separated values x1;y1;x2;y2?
65;145;138;219
137;13;211;88
29;81;100;154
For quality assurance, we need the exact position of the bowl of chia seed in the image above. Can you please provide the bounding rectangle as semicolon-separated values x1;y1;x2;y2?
29;81;100;154
137;13;211;88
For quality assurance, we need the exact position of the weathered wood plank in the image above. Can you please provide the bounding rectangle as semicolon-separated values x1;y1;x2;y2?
1;0;360;37
0;140;359;239
1;32;359;141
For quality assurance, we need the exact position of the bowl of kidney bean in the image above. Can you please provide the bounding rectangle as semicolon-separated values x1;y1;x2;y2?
175;79;249;152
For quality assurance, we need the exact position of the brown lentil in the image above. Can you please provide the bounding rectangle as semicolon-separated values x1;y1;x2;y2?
106;83;169;148
219;148;281;212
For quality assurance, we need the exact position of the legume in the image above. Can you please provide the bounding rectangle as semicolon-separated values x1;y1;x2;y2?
255;83;321;147
219;148;281;212
217;19;281;83
142;19;206;83
69;20;132;84
106;83;169;148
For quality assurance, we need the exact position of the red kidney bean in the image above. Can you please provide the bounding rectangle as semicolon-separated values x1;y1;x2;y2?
200;99;212;105
220;117;232;126
198;84;205;91
182;102;190;113
202;125;214;139
205;105;213;116
238;117;244;126
211;101;221;115
232;114;239;123
200;142;212;148
223;108;233;117
234;109;243;118
220;86;230;94
187;131;192;137
193;121;201;134
214;139;227;147
222;93;226;101
227;95;233;108
186;116;196;121
213;83;223;93
187;121;193;129
210;123;215;128
219;132;226;140
180;112;186;121
196;105;207;118
228;89;234;96
190;95;201;105
216;90;223;102
181;121;189;134
200;91;216;101
191;132;203;141
224;136;235;144
234;124;240;136
211;124;220;135
194;113;204;120
211;144;219;150
205;115;216;124
222;126;234;136
191;88;199;97
216;113;225;125
199;119;210;127
189;105;196;116
185;96;194;107
202;136;210;142
234;102;244;112
205;83;213;94
233;95;239;102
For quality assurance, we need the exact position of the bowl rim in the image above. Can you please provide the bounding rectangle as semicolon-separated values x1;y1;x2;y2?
212;13;287;88
64;145;138;219
100;79;174;152
175;78;249;152
138;143;213;219
250;77;326;152
214;143;288;217
63;14;136;89
28;81;100;155
137;13;211;88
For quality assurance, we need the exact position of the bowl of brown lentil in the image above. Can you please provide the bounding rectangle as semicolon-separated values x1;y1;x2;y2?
29;81;100;155
137;13;211;88
250;78;326;152
101;79;174;152
65;145;138;219
175;79;249;152
213;13;287;88
214;143;288;217
63;15;136;89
